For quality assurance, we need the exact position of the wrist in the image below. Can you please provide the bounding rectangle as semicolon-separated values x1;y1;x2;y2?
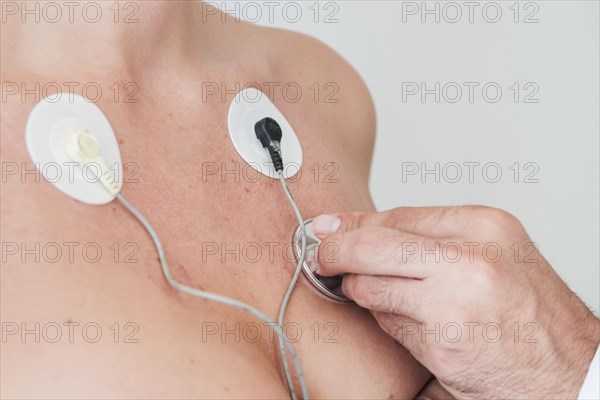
565;317;600;398
531;313;599;399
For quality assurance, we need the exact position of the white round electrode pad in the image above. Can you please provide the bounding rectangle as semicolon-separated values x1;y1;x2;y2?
25;93;123;205
227;88;302;179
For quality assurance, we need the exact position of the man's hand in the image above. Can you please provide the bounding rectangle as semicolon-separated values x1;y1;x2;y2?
312;207;600;399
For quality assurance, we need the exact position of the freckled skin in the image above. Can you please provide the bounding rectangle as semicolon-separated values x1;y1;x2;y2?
1;14;431;400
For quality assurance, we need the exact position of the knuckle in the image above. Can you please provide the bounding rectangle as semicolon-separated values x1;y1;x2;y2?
475;205;520;226
468;206;525;237
376;313;403;339
386;207;411;226
487;207;520;227
468;256;502;292
387;323;404;341
348;276;393;310
384;208;403;227
370;284;394;311
343;212;368;232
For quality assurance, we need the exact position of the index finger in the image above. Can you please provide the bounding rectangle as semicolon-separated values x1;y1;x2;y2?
315;226;439;278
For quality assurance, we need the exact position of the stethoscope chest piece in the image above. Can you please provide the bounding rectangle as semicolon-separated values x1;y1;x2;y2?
292;219;352;303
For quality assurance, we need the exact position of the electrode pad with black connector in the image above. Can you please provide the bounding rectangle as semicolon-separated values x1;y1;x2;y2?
255;117;284;172
227;88;302;179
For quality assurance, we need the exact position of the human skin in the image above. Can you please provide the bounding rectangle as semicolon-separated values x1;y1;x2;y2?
313;207;600;399
1;2;436;398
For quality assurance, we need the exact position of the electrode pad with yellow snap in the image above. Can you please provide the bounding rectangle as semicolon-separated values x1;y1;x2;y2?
25;94;122;205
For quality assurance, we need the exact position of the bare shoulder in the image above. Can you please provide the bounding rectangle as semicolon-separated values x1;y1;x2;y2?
239;23;377;173
270;27;375;129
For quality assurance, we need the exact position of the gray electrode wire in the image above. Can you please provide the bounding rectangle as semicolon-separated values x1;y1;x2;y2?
253;117;308;399
277;171;308;400
115;192;309;400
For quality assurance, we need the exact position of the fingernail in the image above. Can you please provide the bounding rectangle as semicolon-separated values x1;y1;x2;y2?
312;215;341;236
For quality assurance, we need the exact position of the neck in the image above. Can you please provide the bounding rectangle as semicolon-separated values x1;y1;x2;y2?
2;1;207;80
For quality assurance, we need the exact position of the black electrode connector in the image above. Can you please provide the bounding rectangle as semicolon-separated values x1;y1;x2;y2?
254;117;284;173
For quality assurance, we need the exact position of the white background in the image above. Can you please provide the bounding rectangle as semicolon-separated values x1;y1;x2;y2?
216;1;599;312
